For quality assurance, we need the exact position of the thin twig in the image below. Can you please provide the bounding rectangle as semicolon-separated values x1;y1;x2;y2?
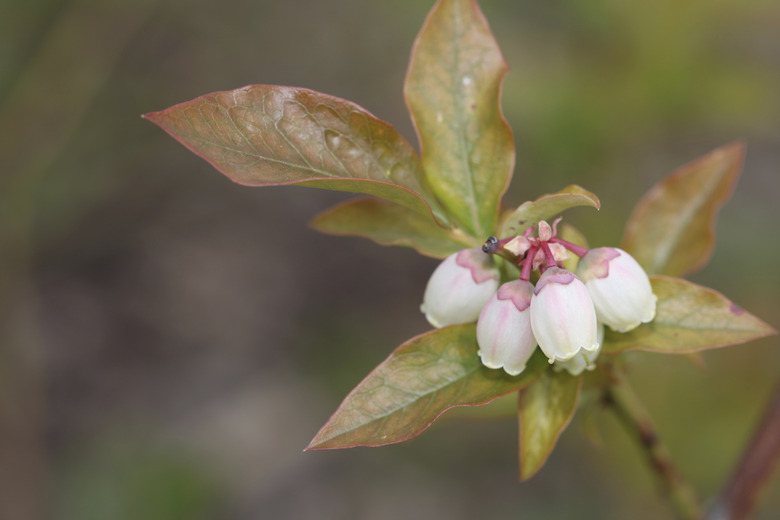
604;370;702;520
706;378;780;520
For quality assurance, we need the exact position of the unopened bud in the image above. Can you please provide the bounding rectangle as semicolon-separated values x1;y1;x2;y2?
576;247;656;332
421;248;500;328
476;280;537;375
530;267;599;363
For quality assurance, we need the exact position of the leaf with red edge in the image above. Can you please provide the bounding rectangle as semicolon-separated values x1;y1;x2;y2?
306;325;547;450
500;185;600;237
621;142;744;277
602;276;776;355
405;0;514;238
518;370;581;480
144;85;447;223
311;197;476;259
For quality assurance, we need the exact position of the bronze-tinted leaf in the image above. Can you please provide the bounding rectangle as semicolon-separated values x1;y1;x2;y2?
621;142;744;276
145;85;446;222
306;325;547;450
500;185;600;237
602;276;776;354
405;0;514;237
311;197;475;259
518;370;581;480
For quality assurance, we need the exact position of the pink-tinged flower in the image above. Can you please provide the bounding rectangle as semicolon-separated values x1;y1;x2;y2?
554;323;604;376
530;267;599;363
576;247;657;333
477;280;537;375
421;248;500;328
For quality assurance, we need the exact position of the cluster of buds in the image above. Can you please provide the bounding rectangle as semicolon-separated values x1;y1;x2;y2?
420;219;657;376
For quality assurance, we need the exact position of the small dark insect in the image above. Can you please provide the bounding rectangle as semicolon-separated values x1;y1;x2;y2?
482;236;499;254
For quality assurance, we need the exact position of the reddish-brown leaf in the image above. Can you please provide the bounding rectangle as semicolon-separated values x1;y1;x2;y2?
306;325;547;450
602;276;776;354
145;85;446;222
621;142;744;276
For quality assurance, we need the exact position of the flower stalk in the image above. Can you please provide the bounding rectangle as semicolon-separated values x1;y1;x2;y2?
539;241;559;271
518;246;538;281
550;237;589;258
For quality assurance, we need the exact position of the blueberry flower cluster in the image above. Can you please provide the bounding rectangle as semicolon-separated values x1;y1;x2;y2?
421;219;657;376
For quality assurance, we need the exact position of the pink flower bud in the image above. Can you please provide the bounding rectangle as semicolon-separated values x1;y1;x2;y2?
421;248;500;328
576;247;656;333
476;280;537;375
530;267;599;363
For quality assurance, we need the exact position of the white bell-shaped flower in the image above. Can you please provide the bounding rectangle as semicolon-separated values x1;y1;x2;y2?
421;248;500;328
476;280;537;375
553;323;604;376
576;247;656;333
530;267;599;363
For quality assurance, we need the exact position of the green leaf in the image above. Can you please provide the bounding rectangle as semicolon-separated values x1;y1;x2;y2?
621;142;744;276
311;197;475;259
499;185;601;237
144;85;446;223
602;276;776;355
404;0;514;238
518;370;581;480
306;325;547;450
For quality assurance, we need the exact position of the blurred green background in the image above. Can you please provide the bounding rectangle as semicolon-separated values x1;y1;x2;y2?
2;0;779;518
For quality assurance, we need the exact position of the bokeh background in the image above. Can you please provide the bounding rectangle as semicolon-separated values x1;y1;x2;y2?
2;0;779;518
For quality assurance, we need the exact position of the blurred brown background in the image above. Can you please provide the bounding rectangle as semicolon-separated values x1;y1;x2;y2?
2;0;779;518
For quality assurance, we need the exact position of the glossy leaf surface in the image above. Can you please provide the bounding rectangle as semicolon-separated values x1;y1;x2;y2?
311;197;475;259
405;0;513;237
500;185;600;237
621;142;744;276
518;370;581;480
306;325;547;450
602;276;775;354
145;85;445;222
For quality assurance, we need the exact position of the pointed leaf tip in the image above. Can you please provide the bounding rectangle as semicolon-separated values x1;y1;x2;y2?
602;275;776;355
500;185;600;237
518;370;581;480
405;0;514;238
145;85;446;223
306;325;547;450
622;142;745;277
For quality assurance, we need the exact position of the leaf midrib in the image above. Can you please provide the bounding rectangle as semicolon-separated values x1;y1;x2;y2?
317;355;486;445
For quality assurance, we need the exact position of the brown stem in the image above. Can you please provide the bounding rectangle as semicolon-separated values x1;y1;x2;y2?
706;379;780;520
604;371;702;520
